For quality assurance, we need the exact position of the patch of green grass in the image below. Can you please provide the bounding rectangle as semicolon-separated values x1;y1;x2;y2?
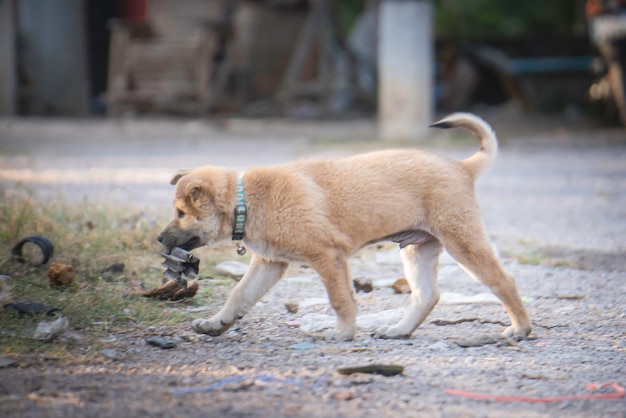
505;245;588;270
516;250;543;266
0;188;236;362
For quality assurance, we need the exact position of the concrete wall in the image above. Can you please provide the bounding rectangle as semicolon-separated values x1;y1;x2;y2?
17;0;89;115
0;0;16;115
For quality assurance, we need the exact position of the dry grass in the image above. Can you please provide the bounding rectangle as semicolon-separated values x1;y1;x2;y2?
0;186;238;362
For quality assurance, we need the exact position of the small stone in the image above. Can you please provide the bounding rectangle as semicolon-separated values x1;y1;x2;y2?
284;302;299;314
331;378;352;388
34;315;69;341
101;336;118;343
332;390;356;401
61;332;83;344
0;356;16;368
288;342;316;350
349;373;374;385
186;305;209;312
146;337;177;349
357;309;405;330
215;261;248;279
427;341;451;351
391;278;410;294
439;292;500;305
454;334;501;348
180;334;199;343
300;313;335;333
100;349;119;360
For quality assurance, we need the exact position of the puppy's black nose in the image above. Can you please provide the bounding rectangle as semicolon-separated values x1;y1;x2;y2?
157;234;164;243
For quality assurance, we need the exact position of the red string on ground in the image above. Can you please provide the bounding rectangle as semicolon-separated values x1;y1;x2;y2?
444;382;625;403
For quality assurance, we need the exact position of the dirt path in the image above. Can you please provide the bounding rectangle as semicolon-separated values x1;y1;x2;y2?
1;116;625;417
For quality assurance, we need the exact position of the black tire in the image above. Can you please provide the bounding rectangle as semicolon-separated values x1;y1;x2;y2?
11;235;55;265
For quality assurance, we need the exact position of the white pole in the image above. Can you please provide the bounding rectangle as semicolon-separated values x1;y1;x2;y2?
378;0;433;141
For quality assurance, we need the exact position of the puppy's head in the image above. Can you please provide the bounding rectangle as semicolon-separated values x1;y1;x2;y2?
158;166;234;253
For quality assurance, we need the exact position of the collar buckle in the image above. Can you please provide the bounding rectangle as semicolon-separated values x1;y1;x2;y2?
232;178;247;256
232;204;246;241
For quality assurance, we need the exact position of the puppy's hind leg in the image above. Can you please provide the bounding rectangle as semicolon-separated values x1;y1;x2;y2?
192;254;288;336
440;223;532;340
376;240;442;339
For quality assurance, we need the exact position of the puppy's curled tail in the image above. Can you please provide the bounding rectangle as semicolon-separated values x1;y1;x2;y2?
430;113;497;179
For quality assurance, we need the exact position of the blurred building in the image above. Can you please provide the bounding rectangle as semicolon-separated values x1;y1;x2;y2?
0;0;311;116
0;0;598;120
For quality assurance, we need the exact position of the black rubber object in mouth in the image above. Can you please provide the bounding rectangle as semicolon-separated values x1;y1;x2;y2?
11;234;55;265
160;247;199;289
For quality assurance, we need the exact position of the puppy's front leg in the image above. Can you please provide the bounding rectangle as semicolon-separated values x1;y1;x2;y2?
192;254;288;336
310;252;357;341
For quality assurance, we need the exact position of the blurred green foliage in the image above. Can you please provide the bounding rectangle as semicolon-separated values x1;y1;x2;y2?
335;0;366;39
335;0;587;40
434;0;587;38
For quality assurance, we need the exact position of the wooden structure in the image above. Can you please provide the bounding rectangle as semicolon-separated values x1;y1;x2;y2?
106;19;216;115
276;0;335;111
106;1;311;116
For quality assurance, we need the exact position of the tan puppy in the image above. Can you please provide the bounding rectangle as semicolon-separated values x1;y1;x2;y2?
158;113;532;341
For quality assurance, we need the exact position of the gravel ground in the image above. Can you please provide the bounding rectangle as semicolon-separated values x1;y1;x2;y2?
1;114;625;417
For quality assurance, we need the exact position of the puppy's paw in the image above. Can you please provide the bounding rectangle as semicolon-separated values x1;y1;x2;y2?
192;318;230;336
374;325;411;339
502;324;532;341
322;326;355;342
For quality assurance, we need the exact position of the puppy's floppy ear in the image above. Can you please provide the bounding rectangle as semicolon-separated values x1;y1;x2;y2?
188;184;206;205
170;170;190;185
183;180;213;211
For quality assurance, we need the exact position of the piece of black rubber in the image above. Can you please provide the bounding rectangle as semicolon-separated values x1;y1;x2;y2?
11;235;54;265
146;337;177;349
3;300;61;316
337;364;405;376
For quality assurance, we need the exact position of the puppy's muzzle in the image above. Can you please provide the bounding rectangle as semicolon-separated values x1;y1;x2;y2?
157;229;202;253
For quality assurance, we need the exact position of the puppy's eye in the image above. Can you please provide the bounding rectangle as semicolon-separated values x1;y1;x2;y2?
177;210;185;219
